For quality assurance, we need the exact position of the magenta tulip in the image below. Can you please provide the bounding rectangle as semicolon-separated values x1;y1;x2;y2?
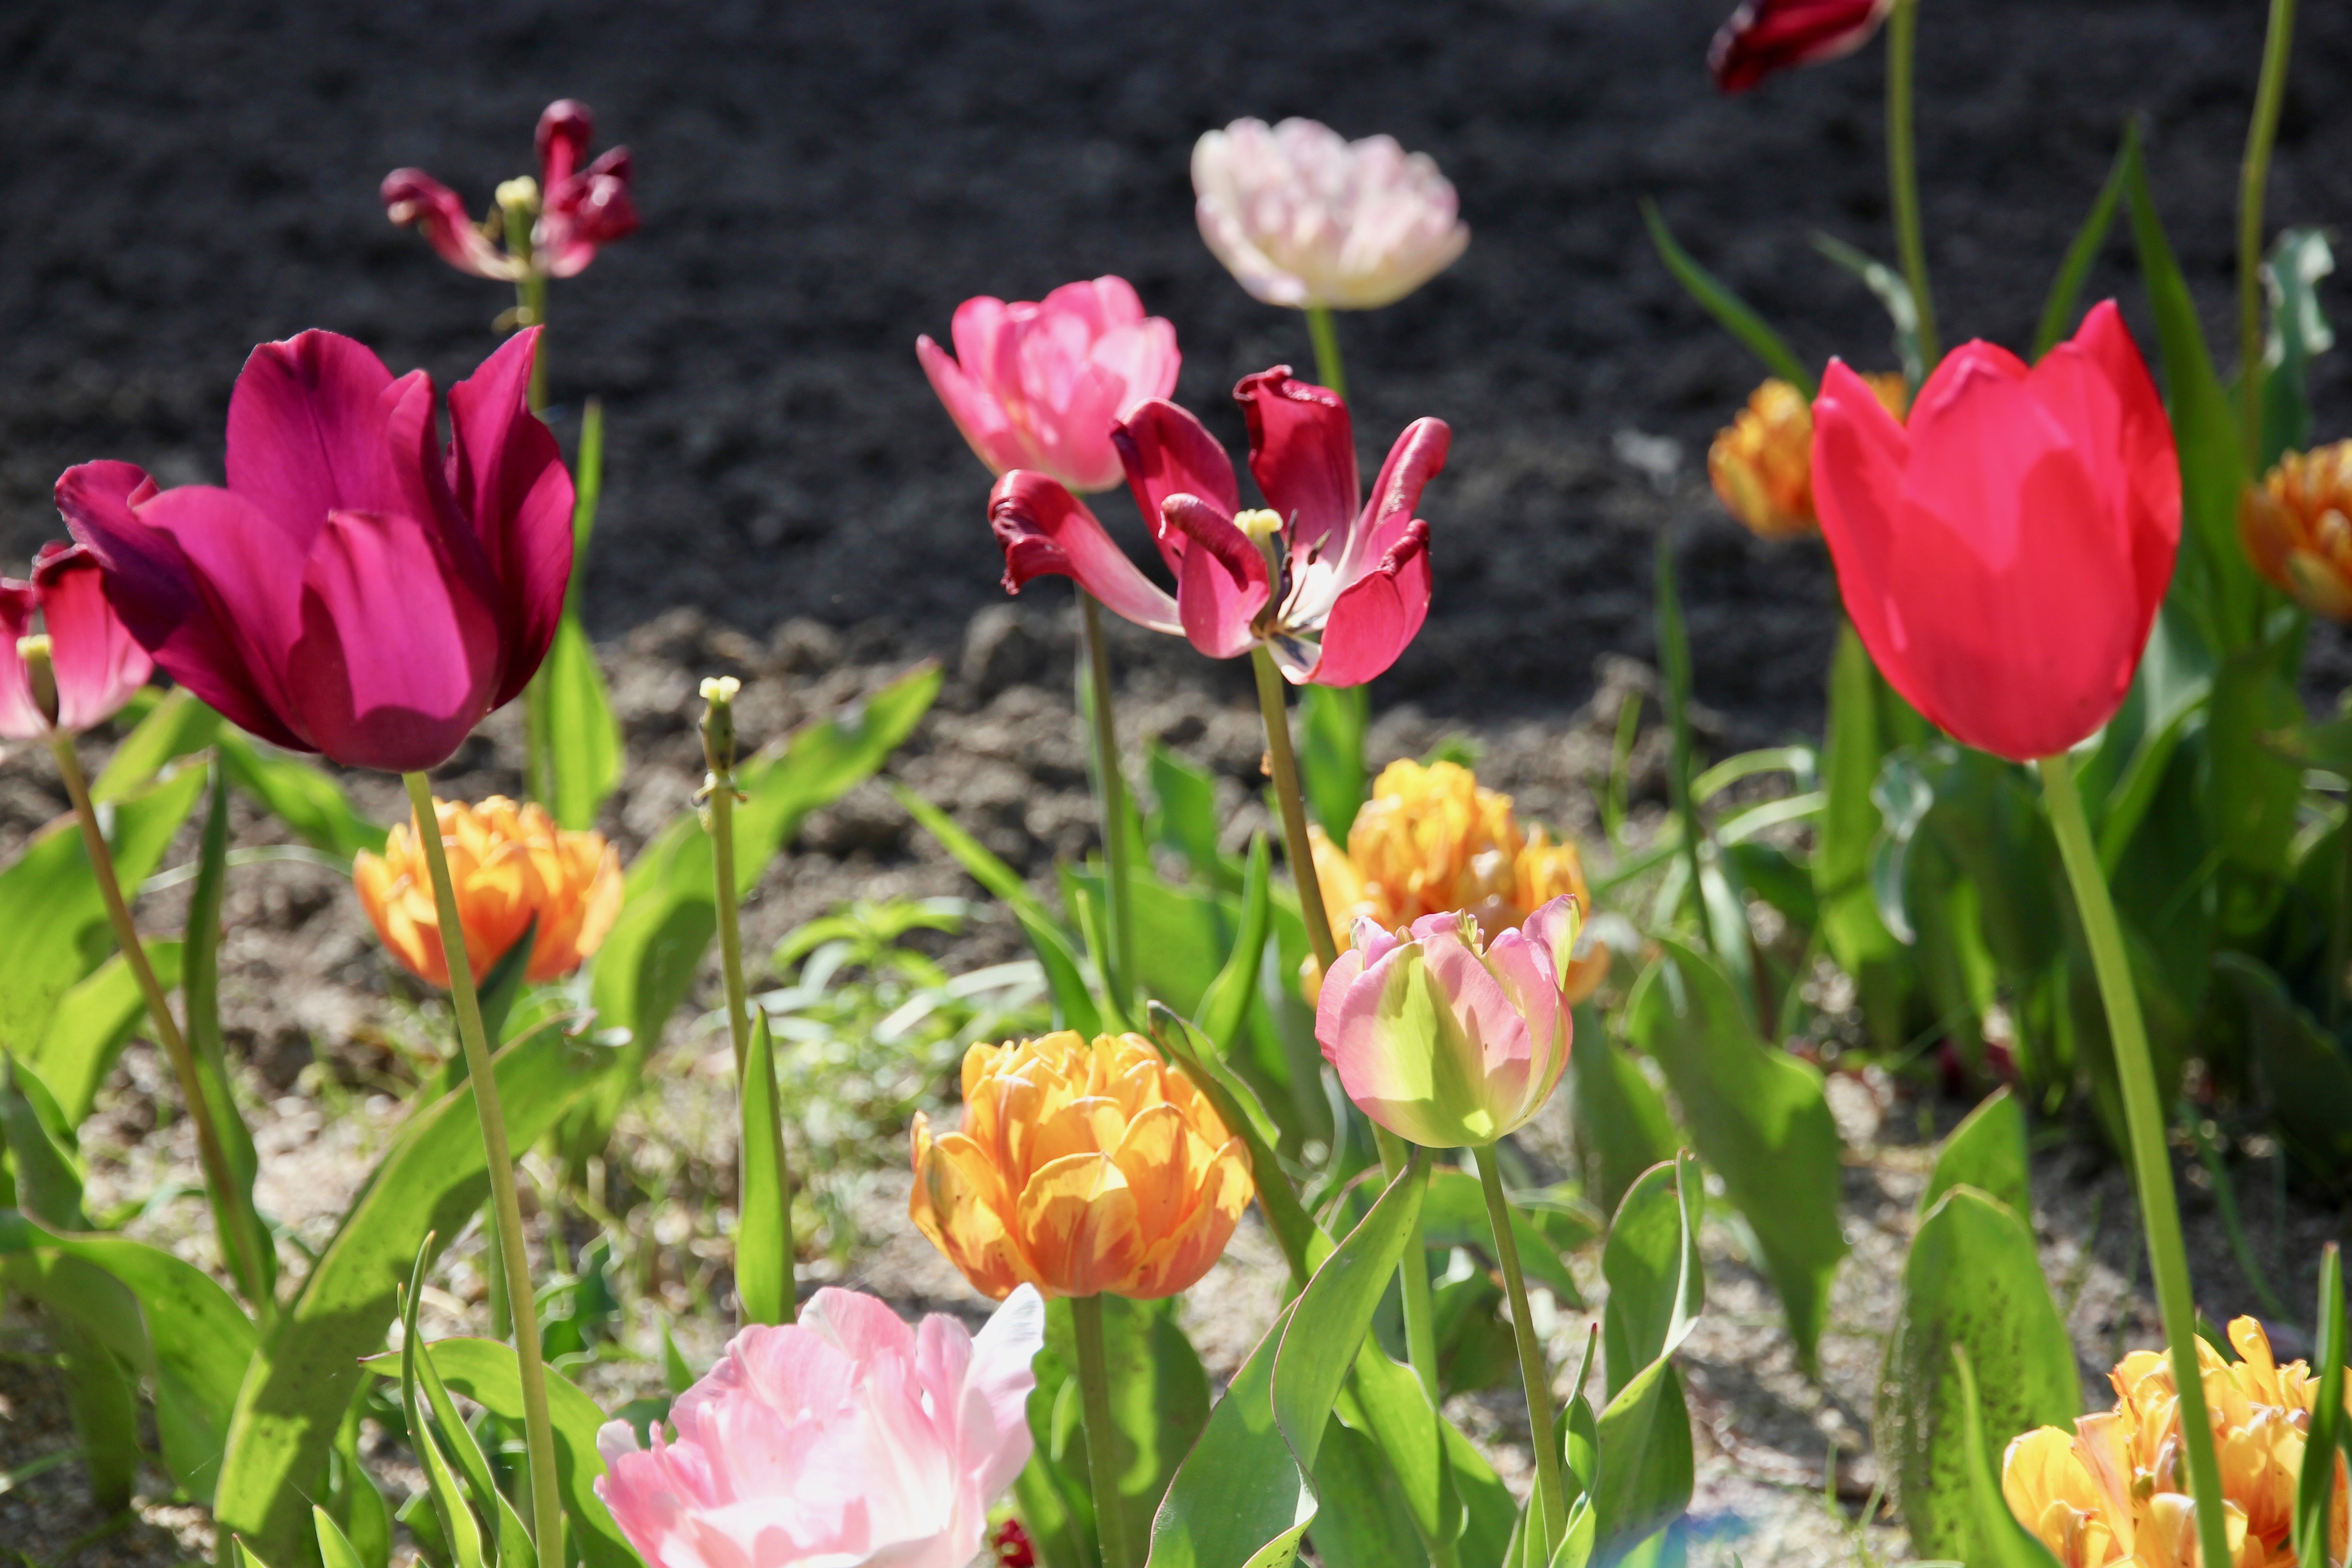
596;1285;1044;1568
0;542;152;742
1709;0;1894;92
990;367;1447;686
1810;301;2179;764
382;99;637;281
916;277;1180;494
57;328;573;773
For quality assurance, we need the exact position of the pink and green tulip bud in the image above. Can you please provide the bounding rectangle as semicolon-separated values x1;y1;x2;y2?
1313;896;1580;1148
0;542;153;742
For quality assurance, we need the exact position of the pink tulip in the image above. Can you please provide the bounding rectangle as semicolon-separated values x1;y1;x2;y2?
991;367;1447;686
0;543;152;741
596;1285;1045;1568
57;328;573;774
1314;898;1580;1148
382;99;637;281
1810;301;2179;763
916;277;1180;494
1709;0;1895;93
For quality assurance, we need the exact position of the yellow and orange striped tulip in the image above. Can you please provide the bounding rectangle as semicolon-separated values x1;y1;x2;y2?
2242;442;2352;621
1708;373;1909;540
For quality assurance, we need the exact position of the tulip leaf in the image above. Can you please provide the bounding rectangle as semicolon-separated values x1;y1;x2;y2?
1569;1018;1679;1220
2211;953;2352;1182
2206;649;2303;917
1813;627;1925;1051
1875;1187;2078;1563
2033;126;2134;361
1196;836;1272;1058
1421;1167;1586;1309
571;397;605;568
1332;1342;1458;1561
1;1054;88;1229
1300;683;1370;841
1272;1153;1428;1471
735;1010;792;1327
1949;1345;2067;1568
221;731;389;862
1919;1087;2029;1221
900;784;1102;1035
1624;937;1846;1371
1308;1416;1430;1568
1045;1295;1210;1563
26;940;182;1126
1639;198;1815;398
1148;1003;1314;1279
2293;1244;2345;1568
213;1025;598;1565
1589;1353;1693;1560
92;686;221;801
1599;1153;1703;1401
1810;233;1922;387
2259;227;2336;468
1148;744;1234;887
542;612;624;833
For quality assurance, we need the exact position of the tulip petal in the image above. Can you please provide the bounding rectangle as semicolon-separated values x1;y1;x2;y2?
1237;369;1360;560
30;546;152;733
911;1122;1031;1301
1161;495;1272;660
0;581;39;740
1709;0;1892;93
918;333;1030;478
1014;1151;1142;1299
1351;418;1452;575
988;472;1182;637
536;99;594;187
381;169;519;279
1112;399;1240;572
2028;300;2181;630
960;1285;1044;1498
1329;938;1517;1147
1305;519;1430;686
226;330;402;534
1126;1137;1249;1298
447;328;574;708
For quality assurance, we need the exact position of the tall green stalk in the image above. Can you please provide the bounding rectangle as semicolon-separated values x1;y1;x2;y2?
2239;0;2298;466
2038;752;2231;1568
1305;305;1348;399
1476;1144;1566;1555
1071;1293;1135;1568
1079;593;1137;1014
400;771;564;1548
1885;0;1939;369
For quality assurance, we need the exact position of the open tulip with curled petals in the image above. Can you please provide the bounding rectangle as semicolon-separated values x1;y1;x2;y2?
1315;896;1579;1149
57;328;573;774
596;1284;1045;1568
353;795;621;989
0;543;151;745
910;1032;1249;1301
2241;441;2352;621
1193;118;1468;311
917;277;1180;494
992;367;1446;686
382;99;637;281
1810;301;2178;764
1709;374;1908;539
1709;0;1895;93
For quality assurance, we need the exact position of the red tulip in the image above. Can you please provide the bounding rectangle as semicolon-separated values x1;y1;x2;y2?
57;328;573;773
990;367;1447;686
0;542;152;741
382;99;637;280
1810;301;2179;763
1709;0;1893;93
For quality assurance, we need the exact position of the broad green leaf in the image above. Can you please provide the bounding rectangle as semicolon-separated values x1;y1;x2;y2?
1589;1354;1692;1560
398;1244;491;1568
27;940;182;1126
1149;1003;1315;1279
2033;127;2134;360
1333;1343;1457;1561
1309;1416;1429;1568
1443;1413;1522;1568
2207;651;2302;882
1919;1087;2029;1220
1813;626;1919;1050
1639;199;1814;397
1421;1167;1585;1308
1149;743;1230;883
1067;863;1228;1018
219;731;387;862
93;687;220;801
188;756;271;1305
1044;1295;1210;1559
1;1054;87;1227
419;1336;537;1568
2212;954;2352;1181
1599;1153;1703;1401
1568;1020;1678;1220
214;1027;598;1565
1271;1153;1428;1463
313;1506;366;1568
1301;684;1369;840
1876;1188;2078;1562
901;784;1101;1035
1018;1334;1096;1568
1624;938;1845;1370
1195;837;1271;1056
737;1011;791;1326
56;1311;141;1511
2293;1245;2344;1568
543;612;623;832
1950;1346;2066;1568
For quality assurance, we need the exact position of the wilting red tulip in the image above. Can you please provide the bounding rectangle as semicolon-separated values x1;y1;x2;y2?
382;99;637;280
0;543;152;741
1710;0;1895;93
58;328;573;773
991;368;1447;686
1810;301;2178;763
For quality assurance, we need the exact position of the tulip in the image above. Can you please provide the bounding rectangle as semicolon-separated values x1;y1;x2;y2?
1809;301;2179;764
1309;759;1607;1004
2241;441;2352;621
382;99;637;281
916;277;1181;495
1192;118;1469;311
1709;0;1896;93
909;1032;1249;1301
596;1284;1045;1568
0;542;152;743
353;795;621;989
992;368;1447;686
1708;374;1909;539
57;327;574;774
1314;897;1579;1149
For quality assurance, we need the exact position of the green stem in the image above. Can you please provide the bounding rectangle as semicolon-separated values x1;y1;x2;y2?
1475;1144;1565;1556
1071;1293;1135;1568
401;771;563;1549
1080;593;1137;1015
1886;0;1939;369
49;734;268;1306
508;198;555;801
1305;305;1348;400
1654;535;1710;951
2239;0;2297;467
710;779;751;1083
1378;1131;1444;1405
2038;752;2231;1568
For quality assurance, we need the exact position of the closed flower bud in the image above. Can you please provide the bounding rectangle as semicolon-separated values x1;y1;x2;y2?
354;795;622;989
909;1032;1250;1301
1709;374;1908;540
2241;441;2352;621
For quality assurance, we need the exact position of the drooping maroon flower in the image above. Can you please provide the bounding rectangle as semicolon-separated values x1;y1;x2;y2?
0;543;152;741
57;328;573;773
1709;0;1894;93
382;99;637;280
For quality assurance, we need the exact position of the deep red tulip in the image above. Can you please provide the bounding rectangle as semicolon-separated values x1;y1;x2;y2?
1810;301;2179;763
57;328;573;773
382;99;637;280
990;368;1446;686
0;542;152;741
1709;0;1893;93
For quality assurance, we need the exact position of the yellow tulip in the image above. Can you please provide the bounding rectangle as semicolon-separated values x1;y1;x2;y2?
1707;373;1909;540
2241;442;2352;620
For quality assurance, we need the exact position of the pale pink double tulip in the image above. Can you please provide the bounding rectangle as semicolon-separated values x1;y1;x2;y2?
382;99;638;280
58;328;573;773
596;1285;1045;1568
991;368;1448;686
916;277;1180;494
1315;897;1579;1149
1192;118;1469;311
0;543;152;742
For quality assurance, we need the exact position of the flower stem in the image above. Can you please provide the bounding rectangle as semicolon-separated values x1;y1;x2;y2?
1475;1143;1565;1556
400;769;563;1551
1305;306;1348;400
1071;1292;1135;1568
2038;750;2231;1568
1079;592;1137;1015
1653;534;1710;953
1885;0;1939;369
48;734;269;1304
2239;0;2298;466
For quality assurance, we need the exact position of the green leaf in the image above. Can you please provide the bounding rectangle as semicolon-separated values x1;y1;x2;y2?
2212;954;2352;1181
26;941;182;1126
213;1026;598;1565
314;1505;366;1568
1333;1342;1458;1561
1920;1087;2029;1220
1624;938;1846;1370
1599;1153;1703;1401
1949;1345;2065;1568
1810;232;1922;387
737;1011;791;1326
399;1244;491;1568
2259;227;2335;466
1271;1153;1428;1470
1300;684;1369;840
1876;1188;2079;1562
900;784;1102;1035
1;1054;87;1228
2293;1244;2344;1568
542;613;623;833
1639;199;1815;398
571;397;606;572
1590;1354;1693;1561
1308;1416;1429;1568
56;1311;141;1511
219;731;387;862
1149;744;1230;883
1195;838;1272;1057
1148;1003;1315;1279
2033;127;2134;360
93;687;220;801
1045;1295;1210;1558
1569;1019;1679;1221
1813;626;1920;1051
1421;1167;1585;1308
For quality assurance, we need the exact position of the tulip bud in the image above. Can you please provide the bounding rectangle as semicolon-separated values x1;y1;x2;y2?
16;635;56;728
699;674;741;778
1709;375;1908;540
2240;441;2352;621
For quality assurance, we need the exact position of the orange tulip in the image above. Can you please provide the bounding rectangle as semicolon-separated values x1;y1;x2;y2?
1708;373;1909;539
909;1032;1250;1300
2241;441;2352;620
353;794;622;988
